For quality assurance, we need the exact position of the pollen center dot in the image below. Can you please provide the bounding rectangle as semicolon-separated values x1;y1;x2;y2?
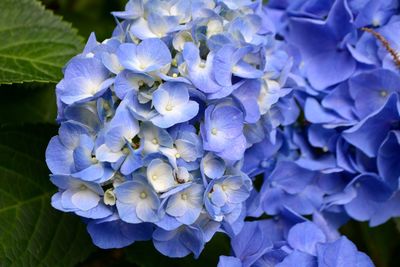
181;193;188;200
221;185;227;191
166;104;173;111
172;73;178;78
152;175;157;180
260;160;268;168
152;138;158;145
175;153;181;158
380;90;388;97
139;63;146;70
211;128;218;135
91;155;98;164
372;19;380;27
140;191;147;199
199;61;206;68
122;147;130;154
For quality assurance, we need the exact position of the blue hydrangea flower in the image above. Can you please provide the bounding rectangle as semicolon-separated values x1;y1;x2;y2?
114;177;160;223
139;122;173;154
57;57;114;105
204;174;252;225
163;183;204;225
117;38;172;73
46;121;114;183
146;158;176;193
201;101;247;161
50;175;112;219
218;217;374;267
343;94;400;157
151;82;199;128
152;224;205;258
287;0;357;90
182;42;223;94
265;0;400;240
42;0;364;266
87;214;153;249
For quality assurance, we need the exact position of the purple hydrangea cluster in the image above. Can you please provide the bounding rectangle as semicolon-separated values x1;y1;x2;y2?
218;210;374;267
218;0;398;265
45;0;400;265
253;0;400;228
45;0;295;258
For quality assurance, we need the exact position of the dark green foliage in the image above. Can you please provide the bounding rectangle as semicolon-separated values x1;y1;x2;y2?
0;0;83;84
0;124;96;266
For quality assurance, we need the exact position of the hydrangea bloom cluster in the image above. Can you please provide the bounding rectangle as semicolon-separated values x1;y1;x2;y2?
45;0;295;258
253;0;400;227
218;210;374;267
46;0;399;264
226;1;398;265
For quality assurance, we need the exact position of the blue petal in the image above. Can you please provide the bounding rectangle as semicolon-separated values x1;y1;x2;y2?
87;217;153;249
349;69;400;118
377;131;400;190
153;227;201;258
287;222;326;255
269;161;315;194
316;237;360;267
111;0;143;20
343;94;400;157
232;79;261;123
344;174;393;221
276;251;317;267
201;153;225;179
71;188;101;211
46;136;74;175
218;256;242;267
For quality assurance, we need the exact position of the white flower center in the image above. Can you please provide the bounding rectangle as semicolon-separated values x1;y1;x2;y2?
104;189;116;206
140;191;148;199
380;90;388;97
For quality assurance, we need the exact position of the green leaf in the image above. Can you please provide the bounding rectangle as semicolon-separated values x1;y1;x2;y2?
125;232;230;267
0;124;96;266
0;0;83;84
0;84;57;124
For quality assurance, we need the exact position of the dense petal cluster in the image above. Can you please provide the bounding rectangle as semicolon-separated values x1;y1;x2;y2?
46;0;294;258
223;1;398;265
256;0;400;227
46;0;399;264
217;210;374;267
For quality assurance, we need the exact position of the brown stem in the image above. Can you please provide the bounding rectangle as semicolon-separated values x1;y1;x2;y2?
362;27;400;68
